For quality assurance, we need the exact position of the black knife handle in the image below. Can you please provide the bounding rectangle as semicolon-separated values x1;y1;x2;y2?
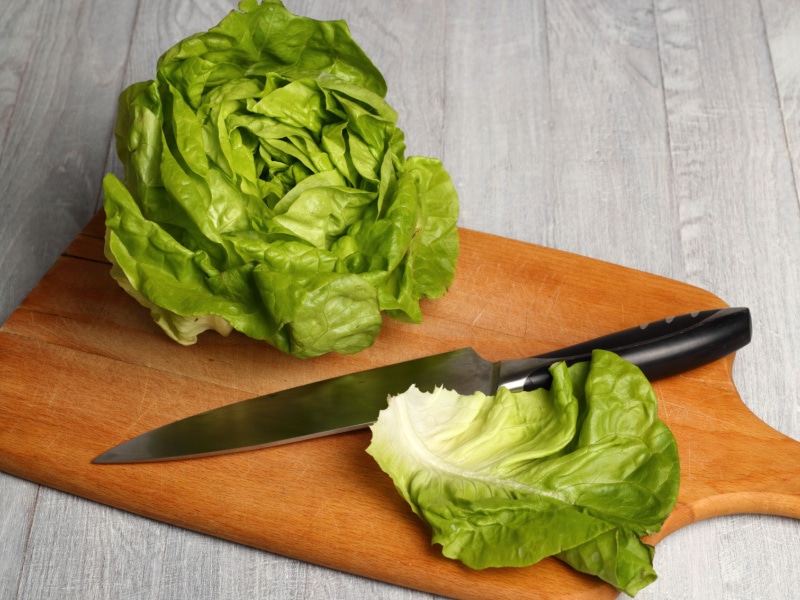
509;307;751;391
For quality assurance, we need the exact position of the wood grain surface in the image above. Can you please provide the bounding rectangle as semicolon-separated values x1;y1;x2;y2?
2;1;800;599
2;213;799;600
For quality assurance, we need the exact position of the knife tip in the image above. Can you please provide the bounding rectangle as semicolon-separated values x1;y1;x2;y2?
91;453;118;464
92;447;136;464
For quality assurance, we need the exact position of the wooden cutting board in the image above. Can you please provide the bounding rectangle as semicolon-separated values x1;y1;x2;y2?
2;212;799;600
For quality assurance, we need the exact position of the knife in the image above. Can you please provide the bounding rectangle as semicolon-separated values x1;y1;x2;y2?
93;306;751;464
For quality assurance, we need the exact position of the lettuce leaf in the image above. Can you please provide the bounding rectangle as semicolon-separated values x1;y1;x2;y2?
367;350;680;596
103;0;459;358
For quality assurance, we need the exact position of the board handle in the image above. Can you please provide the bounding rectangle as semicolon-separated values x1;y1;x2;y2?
511;307;751;390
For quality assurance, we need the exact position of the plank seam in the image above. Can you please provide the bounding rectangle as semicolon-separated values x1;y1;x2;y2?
757;0;800;212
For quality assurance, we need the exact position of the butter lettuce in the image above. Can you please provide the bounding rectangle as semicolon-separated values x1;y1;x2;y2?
102;0;458;358
367;350;679;596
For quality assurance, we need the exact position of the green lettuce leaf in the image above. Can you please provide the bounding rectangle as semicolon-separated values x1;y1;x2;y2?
367;350;680;596
103;0;459;358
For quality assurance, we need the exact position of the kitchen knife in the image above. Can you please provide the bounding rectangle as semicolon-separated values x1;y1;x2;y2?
93;306;751;464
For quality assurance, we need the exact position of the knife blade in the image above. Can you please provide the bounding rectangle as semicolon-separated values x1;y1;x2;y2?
93;306;751;464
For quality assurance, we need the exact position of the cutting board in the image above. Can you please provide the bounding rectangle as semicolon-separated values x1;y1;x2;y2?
2;212;799;600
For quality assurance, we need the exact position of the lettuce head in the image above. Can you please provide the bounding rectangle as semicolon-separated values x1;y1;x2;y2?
102;0;459;358
367;350;680;596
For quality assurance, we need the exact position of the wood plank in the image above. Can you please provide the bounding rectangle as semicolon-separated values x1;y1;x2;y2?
758;0;800;203
0;0;138;325
0;472;37;600
0;1;40;145
442;1;553;248
646;0;800;596
443;0;677;280
0;2;139;596
2;219;799;599
543;0;677;276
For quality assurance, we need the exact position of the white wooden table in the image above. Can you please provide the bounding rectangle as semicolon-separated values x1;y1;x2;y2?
2;1;799;598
